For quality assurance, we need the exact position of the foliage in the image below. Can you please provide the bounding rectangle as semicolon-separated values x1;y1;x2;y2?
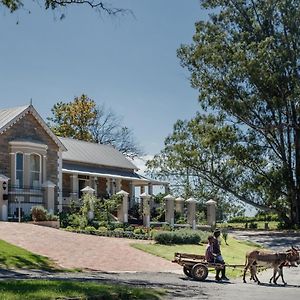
0;279;164;300
153;229;203;245
248;222;258;229
30;206;47;222
147;0;300;226
47;94;97;141
1;1;128;16
47;94;142;158
105;194;123;212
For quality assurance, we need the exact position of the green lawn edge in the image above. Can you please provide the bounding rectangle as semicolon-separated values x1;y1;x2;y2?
0;279;165;300
0;239;78;272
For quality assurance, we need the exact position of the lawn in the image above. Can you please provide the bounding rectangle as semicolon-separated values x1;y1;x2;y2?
217;221;279;230
131;234;262;278
0;240;59;271
0;279;164;300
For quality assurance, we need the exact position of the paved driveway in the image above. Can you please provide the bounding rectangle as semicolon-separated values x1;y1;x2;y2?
230;230;300;251
0;222;181;272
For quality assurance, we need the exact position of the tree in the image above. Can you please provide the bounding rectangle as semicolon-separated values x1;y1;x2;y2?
171;0;300;226
146;113;249;222
48;94;97;141
47;94;142;158
1;0;128;15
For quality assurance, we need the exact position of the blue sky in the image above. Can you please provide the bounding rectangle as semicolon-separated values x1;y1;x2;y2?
0;0;207;156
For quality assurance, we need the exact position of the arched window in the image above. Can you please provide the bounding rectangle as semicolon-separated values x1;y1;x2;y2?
30;154;41;188
16;152;24;188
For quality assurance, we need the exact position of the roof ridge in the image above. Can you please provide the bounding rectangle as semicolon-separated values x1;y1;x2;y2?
58;136;115;148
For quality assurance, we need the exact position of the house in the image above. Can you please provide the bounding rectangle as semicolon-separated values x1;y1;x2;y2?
0;104;167;221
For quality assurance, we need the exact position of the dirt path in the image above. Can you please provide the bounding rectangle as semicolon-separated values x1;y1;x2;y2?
0;222;181;272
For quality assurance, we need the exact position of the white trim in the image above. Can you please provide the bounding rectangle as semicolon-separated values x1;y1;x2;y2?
62;168;149;183
9;141;48;154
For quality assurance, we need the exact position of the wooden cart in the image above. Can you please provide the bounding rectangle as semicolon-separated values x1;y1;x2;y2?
172;252;226;281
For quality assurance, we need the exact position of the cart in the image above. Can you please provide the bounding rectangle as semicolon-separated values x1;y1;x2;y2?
172;252;224;281
172;252;244;281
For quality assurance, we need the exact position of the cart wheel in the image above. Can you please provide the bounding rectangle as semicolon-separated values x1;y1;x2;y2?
183;266;192;277
191;263;208;281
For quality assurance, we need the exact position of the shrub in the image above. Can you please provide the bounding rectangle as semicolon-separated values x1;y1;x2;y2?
153;229;202;245
31;206;47;221
133;227;145;235
114;228;124;232
85;226;97;233
97;226;108;232
248;222;258;229
46;213;59;221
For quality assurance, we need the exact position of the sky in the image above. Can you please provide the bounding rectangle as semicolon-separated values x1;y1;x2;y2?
0;0;209;161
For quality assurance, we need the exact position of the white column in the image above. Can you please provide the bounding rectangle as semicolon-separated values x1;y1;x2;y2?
81;186;95;220
129;181;135;208
71;174;78;199
164;194;175;226
57;150;63;212
175;197;185;214
93;177;98;195
115;178;121;192
187;197;198;229
106;177;110;195
140;192;151;228
206;199;217;227
42;181;56;214
116;190;129;223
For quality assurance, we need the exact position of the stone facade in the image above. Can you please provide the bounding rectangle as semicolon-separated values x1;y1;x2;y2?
0;114;59;185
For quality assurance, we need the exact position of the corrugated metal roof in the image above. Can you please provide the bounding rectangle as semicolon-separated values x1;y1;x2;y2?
0;105;30;131
59;137;138;170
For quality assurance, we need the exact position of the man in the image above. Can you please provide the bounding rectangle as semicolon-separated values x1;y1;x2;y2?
212;229;229;281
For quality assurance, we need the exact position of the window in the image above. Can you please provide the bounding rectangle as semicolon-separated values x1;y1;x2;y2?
30;154;41;188
16;153;24;188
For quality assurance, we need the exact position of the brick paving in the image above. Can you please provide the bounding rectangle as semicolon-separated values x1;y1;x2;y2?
0;222;181;272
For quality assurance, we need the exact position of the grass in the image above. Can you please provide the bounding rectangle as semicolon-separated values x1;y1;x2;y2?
131;235;263;278
0;279;165;300
0;240;59;271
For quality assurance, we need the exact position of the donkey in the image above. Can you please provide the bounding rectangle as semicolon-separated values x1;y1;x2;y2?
243;247;299;284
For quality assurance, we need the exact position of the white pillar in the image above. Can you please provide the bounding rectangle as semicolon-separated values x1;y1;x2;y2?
206;199;217;227
175;196;185;214
81;186;95;220
187;197;198;229
164;194;175;226
140;192;151;228
57;150;63;212
71;174;78;199
115;178;121;192
129;181;135;208
106;177;110;195
42;181;56;214
116;190;129;223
